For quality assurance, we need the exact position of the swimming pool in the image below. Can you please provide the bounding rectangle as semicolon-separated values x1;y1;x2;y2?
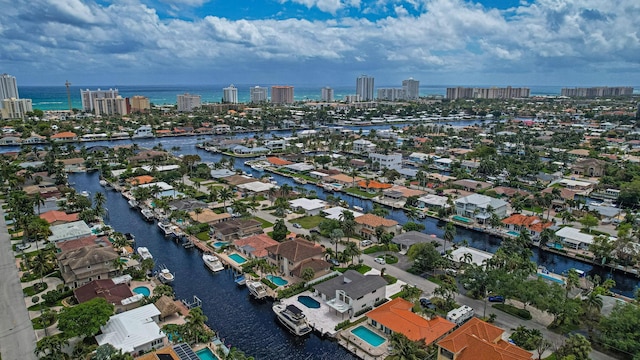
267;275;288;286
351;326;385;347
133;286;150;297
196;347;219;360
229;253;247;264
453;215;472;224
538;273;564;284
298;295;320;309
507;230;520;236
213;241;228;248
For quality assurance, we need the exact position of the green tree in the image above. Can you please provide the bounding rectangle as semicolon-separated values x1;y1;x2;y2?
402;221;425;232
407;242;442;275
301;267;315;283
387;332;428;360
35;334;69;359
93;343;133;360
443;221;456;251
598;302;640;357
272;219;288;242
58;298;114;339
555;334;591;360
579;214;599;234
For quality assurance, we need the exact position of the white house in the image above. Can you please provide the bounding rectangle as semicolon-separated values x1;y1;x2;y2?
313;270;387;318
369;153;402;170
322;206;364;220
289;198;328;216
454;194;508;223
416;194;450;210
353;139;376;153
95;304;166;356
433;158;453;171
555;226;595;250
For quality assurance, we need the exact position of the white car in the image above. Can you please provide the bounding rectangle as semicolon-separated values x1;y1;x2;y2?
360;240;373;247
374;257;386;265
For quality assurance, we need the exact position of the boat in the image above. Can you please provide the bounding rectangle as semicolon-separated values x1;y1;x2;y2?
157;221;173;236
124;233;136;244
140;208;155;222
99;179;107;187
293;177;307;184
234;274;246;286
132;125;154;139
137;246;153;260
272;302;312;336
157;266;175;284
250;164;265;172
243;171;253;177
202;253;225;272
128;199;138;209
247;280;269;299
80;190;90;197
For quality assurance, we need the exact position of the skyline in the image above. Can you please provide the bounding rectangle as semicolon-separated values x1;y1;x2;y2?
0;0;639;87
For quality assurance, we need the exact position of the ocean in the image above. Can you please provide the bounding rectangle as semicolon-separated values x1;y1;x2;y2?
18;84;570;111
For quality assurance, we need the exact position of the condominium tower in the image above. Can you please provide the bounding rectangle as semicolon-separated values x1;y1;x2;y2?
94;96;128;116
402;78;420;100
223;84;238;104
321;87;334;102
177;93;202;112
561;87;634;97
250;86;268;103
271;86;294;105
80;88;119;112
0;73;19;104
130;95;150;113
446;86;530;100
356;75;375;101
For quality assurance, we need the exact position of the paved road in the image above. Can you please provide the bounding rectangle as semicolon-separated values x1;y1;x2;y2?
0;207;37;360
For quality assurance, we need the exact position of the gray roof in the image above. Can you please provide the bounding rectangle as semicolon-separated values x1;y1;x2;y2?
49;221;92;242
314;270;387;299
168;198;208;211
391;231;435;246
210;169;237;179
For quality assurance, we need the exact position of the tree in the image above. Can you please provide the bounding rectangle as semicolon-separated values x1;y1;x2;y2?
218;188;233;211
93;192;107;218
407;242;443;275
387;332;428;360
94;343;134;360
555;334;591;360
58;297;114;339
272;219;288;242
403;221;425;232
301;267;315;283
598;302;640;357
443;221;456;251
579;214;599;234
35;334;70;359
330;228;344;255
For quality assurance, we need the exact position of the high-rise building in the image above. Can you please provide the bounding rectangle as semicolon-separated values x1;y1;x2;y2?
321;87;334;102
80;88;119;112
1;98;32;119
130;95;150;113
356;75;375;101
561;86;634;97
250;86;268;103
402;78;420;100
271;86;294;105
177;93;201;112
377;88;406;101
223;84;238;104
94;96;128;116
0;73;19;104
446;86;529;100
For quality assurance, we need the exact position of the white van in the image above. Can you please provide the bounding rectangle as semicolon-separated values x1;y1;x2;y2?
446;305;474;326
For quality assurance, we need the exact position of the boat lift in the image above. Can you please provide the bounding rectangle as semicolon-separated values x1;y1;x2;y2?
181;295;202;309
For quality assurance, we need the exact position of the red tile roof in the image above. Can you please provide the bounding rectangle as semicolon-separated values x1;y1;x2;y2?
39;210;79;224
234;233;279;258
74;279;133;304
355;213;398;227
267;157;293;166
357;179;393;189
51;131;77;139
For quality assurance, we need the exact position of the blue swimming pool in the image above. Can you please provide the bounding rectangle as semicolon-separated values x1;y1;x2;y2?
453;215;472;224
298;295;320;309
351;326;385;347
196;347;219;360
229;253;247;264
267;275;288;286
507;230;520;236
538;272;564;284
133;286;150;297
213;241;228;248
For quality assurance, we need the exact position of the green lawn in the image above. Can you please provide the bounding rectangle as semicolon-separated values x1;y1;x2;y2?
254;217;274;229
343;188;378;198
294;215;324;229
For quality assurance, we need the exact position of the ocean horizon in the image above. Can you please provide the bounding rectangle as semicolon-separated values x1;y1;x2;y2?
17;84;638;111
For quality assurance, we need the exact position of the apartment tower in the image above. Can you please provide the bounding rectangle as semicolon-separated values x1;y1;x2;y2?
271;86;294;105
321;87;334;102
356;75;375;101
223;84;238;104
402;78;420;100
250;86;268;103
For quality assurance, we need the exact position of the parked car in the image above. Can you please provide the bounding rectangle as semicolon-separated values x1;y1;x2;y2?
488;295;505;303
360;240;373;247
374;257;386;265
420;297;436;310
328;258;340;266
16;243;31;251
292;223;302;229
310;229;321;235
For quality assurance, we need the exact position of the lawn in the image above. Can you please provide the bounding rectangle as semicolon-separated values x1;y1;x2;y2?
294;215;324;229
254;217;274;229
343;188;378;198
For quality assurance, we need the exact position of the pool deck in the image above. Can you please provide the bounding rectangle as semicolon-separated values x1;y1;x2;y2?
216;252;245;272
338;324;389;360
279;290;347;337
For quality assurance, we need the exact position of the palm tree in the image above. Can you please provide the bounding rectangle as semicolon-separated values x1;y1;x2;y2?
279;183;292;199
343;241;360;265
387;333;428;360
94;192;107;218
330;228;344;255
112;258;126;276
443;221;456;252
583;291;603;339
32;193;45;215
35;335;70;359
218;188;233;211
400;284;422;302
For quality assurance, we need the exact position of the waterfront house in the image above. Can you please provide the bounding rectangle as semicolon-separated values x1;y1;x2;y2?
57;244;119;288
501;214;552;239
416;194;450;211
366;298;455;346
39;210;79;226
355;213;399;241
210;169;237;179
234;233;279;260
48;220;93;243
74;278;137;311
189;209;231;225
228;144;270;155
50;131;78;142
357;179;393;193
557;178;594;195
554;226;595;250
211;219;262;242
60;158;85;172
436;317;532;360
168;198;208;212
289;198;328;216
391;231;442;253
369;153;402;170
265;238;329;279
572;158;606;177
127;175;154;186
95;304;166;357
433;158;453;171
329;173;363;186
449;247;493;267
265;139;287;152
454;194;508;223
236;181;277;195
451;179;492;192
313;270;387;318
23;133;46;144
353;139;376;153
322;206;365;221
284;162;315;173
0;136;20;145
266;156;293;167
128;150;168;164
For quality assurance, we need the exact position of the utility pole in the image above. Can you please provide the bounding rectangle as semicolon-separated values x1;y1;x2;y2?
65;80;72;113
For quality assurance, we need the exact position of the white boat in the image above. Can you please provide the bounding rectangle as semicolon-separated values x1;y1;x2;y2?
250;164;265;172
157;267;175;284
234;274;246;286
272;303;312;336
243;171;253;177
99;180;107;187
137;247;153;260
157;221;173;236
293;177;307;184
80;190;90;197
141;208;154;222
202;254;225;272
132;125;154;139
247;280;269;299
128;199;138;209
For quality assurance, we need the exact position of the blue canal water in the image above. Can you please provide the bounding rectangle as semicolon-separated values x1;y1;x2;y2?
69;171;357;360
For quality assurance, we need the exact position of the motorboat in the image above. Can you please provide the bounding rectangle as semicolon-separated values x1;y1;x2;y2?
272;302;312;336
99;179;107;187
80;190;90;197
243;171;253;177
128;199;138;209
250;164;265;172
137;246;153;260
157;221;173;236
247;280;269;299
157;266;175;284
293;177;307;184
234;274;246;286
132;125;154;139
202;253;225;272
141;208;155;222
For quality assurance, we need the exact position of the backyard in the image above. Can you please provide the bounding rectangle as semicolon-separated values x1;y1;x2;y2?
293;215;324;229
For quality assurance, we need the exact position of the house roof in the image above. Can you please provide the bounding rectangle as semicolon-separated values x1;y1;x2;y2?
48;220;93;242
265;238;324;263
234;233;278;258
366;298;455;345
55;235;111;252
355;213;398;228
501;214;552;232
329;174;363;183
392;231;437;246
290;258;332;278
437;318;532;360
188;209;231;224
128;175;155;185
39;210;79;224
322;206;364;220
95;304;164;354
555;226;594;245
313;270;387;299
455;194;507;210
357;179;393;190
266;157;293;166
57;245;119;270
74;279;133;304
289;198;327;211
51;131;77;138
385;185;424;198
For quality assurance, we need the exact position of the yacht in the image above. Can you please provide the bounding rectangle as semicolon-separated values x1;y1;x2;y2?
234;274;246;286
202;253;225;272
128;198;138;209
141;208;155;222
272;302;312;336
293;177;307;184
157;266;175;284
157;221;173;236
250;164;265;172
247;280;269;299
137;247;153;260
132;125;154;138
99;179;107;187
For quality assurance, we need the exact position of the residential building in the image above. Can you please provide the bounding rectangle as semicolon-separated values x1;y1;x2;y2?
377;88;406;101
392;231;441;252
321;86;334;102
266;238;329;279
74;278;137;311
189;208;231;225
48;220;93;242
56;245;119;288
0;73;19;102
94;96;128;116
271;86;294;104
223;84;238;104
454;194;508;223
446;86;529;100
561;86;633;97
355;213;399;240
313;270;387;318
81;88;119;112
211;219;262;242
369;152;402;170
402;78;420;100
250;86;268;103
1;98;33;119
234;233;279;260
501;214;552;239
177;93;201;112
95;304;166;356
417;194;450;211
130;95;150;113
289;198;328;216
322;206;365;221
352;139;376;153
572;158;606;177
554;226;595;250
436;317;532;360
356;75;375;101
39;210;79;226
366;298;455;346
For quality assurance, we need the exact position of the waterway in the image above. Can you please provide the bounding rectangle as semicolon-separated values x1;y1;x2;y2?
69;171;356;360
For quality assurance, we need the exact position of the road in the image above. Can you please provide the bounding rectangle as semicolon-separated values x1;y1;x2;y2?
0;207;37;360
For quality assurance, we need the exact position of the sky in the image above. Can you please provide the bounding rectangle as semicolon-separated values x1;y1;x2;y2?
0;0;638;87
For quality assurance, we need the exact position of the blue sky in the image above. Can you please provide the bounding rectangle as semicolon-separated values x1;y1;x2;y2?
0;0;638;87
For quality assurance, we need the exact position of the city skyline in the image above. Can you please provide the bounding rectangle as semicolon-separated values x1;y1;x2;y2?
0;0;638;87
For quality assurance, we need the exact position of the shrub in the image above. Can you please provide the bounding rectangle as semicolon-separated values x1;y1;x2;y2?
383;274;397;284
277;282;308;299
493;303;532;320
363;245;388;254
354;306;372;317
261;278;278;290
334;316;367;331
